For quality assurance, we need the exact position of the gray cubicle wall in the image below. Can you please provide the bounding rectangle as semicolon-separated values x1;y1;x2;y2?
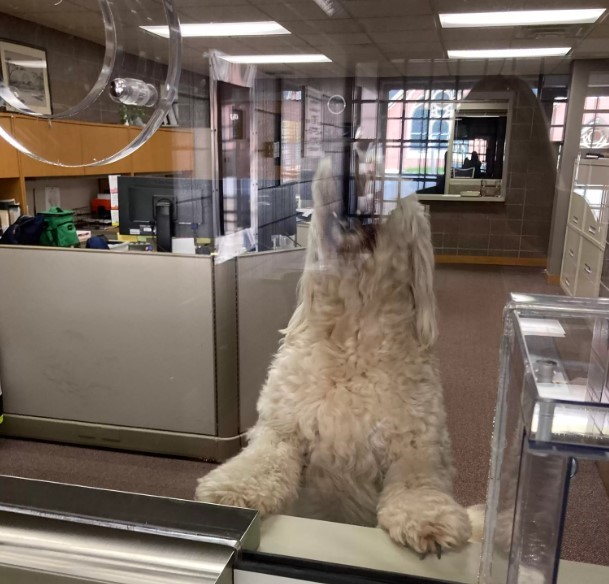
0;247;237;459
0;246;304;460
236;248;306;431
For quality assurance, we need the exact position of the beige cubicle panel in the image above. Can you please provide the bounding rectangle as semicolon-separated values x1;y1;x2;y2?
0;247;234;459
236;248;306;431
0;246;304;460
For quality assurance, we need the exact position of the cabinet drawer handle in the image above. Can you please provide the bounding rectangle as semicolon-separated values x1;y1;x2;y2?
565;277;571;286
573;215;579;223
584;263;592;274
569;248;575;257
589;226;597;234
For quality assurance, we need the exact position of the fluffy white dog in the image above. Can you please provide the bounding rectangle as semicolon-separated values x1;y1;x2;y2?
195;159;472;555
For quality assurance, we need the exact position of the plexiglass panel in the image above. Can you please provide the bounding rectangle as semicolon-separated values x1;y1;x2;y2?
1;2;609;584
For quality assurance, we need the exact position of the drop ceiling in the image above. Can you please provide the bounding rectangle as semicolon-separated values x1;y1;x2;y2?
1;0;609;77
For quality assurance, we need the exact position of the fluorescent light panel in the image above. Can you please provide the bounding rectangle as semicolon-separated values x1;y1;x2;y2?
222;54;331;64
440;9;605;28
141;21;290;38
448;47;571;59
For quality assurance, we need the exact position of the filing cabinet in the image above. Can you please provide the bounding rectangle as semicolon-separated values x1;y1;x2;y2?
561;157;609;297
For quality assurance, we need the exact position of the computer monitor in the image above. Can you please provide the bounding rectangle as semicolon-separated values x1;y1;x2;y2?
117;177;214;252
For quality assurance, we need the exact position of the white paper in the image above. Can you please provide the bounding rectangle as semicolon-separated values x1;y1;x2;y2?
44;186;61;209
520;318;566;338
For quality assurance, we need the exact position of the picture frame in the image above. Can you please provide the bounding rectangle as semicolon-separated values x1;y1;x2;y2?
0;40;51;115
302;86;323;158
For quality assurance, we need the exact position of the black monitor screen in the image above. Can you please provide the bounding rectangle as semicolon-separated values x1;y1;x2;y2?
117;177;214;239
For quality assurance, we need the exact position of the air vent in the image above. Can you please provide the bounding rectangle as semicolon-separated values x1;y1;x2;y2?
516;24;591;40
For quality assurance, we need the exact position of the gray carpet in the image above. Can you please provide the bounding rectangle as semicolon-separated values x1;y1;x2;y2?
1;265;608;565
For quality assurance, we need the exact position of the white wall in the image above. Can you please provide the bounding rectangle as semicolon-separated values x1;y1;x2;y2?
26;177;100;214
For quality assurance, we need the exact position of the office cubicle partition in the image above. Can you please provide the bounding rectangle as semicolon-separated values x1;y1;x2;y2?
0;246;305;460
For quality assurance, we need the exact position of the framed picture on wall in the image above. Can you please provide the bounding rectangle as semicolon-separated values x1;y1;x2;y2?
303;86;323;158
0;40;51;115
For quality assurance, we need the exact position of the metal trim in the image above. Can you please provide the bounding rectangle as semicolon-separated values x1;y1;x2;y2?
212;259;241;438
0;511;236;584
0;475;260;552
0;415;241;461
236;551;453;584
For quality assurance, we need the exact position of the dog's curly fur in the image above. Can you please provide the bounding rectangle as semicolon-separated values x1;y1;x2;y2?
195;158;472;554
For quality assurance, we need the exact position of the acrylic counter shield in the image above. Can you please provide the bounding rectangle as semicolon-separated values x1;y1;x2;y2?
481;293;609;584
0;0;181;168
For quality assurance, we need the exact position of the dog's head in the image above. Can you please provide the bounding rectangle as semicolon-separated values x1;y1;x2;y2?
305;157;437;349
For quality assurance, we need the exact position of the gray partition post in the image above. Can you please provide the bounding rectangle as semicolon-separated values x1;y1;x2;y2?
213;258;240;442
236;249;306;431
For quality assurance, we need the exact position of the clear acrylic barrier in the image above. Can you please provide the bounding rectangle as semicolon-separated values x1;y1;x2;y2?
0;0;181;167
1;1;609;583
481;294;609;584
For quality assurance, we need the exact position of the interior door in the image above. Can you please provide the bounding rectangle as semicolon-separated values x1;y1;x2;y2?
217;81;251;235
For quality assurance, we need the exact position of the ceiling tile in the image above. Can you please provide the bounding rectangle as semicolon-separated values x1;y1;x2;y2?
573;38;609;55
279;19;363;34
3;0;89;12
588;23;609;39
299;32;372;45
433;0;609;10
379;43;445;59
178;6;270;21
367;30;439;44
441;29;514;42
344;0;433;18
175;0;251;6
542;59;572;75
316;43;385;60
359;16;436;32
252;1;347;20
449;59;500;77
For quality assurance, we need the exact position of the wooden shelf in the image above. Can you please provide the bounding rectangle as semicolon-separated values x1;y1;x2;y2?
0;117;20;179
0;113;195;213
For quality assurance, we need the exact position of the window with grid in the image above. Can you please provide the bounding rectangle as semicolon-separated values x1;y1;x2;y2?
380;82;474;205
581;95;609;150
280;89;302;184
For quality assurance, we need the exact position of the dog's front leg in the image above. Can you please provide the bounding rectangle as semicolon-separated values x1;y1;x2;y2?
377;453;471;556
195;426;303;516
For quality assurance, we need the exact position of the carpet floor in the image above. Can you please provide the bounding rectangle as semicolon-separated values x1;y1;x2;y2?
1;265;608;565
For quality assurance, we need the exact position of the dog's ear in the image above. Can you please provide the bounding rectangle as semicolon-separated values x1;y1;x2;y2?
403;197;437;348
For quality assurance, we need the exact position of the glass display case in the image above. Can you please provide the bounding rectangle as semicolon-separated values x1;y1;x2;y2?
481;293;609;584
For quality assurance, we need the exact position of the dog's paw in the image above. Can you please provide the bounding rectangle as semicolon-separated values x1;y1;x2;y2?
194;479;253;510
378;492;472;555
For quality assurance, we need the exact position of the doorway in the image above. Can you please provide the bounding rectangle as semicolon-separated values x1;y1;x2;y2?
217;80;251;235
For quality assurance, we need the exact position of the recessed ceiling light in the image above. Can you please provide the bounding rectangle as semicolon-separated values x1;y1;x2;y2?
440;9;605;28
447;47;571;59
221;54;332;64
141;21;290;38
